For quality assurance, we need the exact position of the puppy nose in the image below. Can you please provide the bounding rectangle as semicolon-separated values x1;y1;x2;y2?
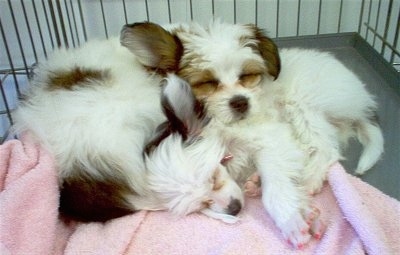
227;198;242;216
229;95;249;114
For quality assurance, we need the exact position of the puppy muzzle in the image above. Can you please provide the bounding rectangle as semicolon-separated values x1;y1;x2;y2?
226;198;242;216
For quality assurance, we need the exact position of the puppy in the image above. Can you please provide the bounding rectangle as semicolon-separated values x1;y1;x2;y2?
124;21;383;248
12;32;243;222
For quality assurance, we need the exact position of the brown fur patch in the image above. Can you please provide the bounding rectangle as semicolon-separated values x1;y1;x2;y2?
120;22;183;74
47;67;110;90
178;67;220;98
247;25;281;80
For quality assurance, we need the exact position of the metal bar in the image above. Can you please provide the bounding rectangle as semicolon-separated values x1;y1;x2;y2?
0;78;13;126
296;0;301;36
233;0;237;24
365;0;373;40
41;0;55;49
99;0;109;39
48;0;62;47
389;7;400;63
167;0;172;23
122;0;128;24
317;0;322;34
189;0;193;21
364;22;400;58
7;0;29;79
372;0;382;47
32;0;48;58
276;0;280;37
255;0;258;26
77;0;87;42
20;0;38;62
70;0;81;46
337;0;343;33
381;0;393;55
0;67;31;75
64;0;76;48
357;0;366;34
212;0;215;18
145;0;149;21
55;0;69;47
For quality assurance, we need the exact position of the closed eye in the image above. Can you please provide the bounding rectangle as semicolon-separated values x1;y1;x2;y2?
212;169;225;191
192;80;219;97
239;73;262;88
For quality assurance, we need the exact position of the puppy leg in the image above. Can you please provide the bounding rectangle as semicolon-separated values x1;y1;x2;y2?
285;103;340;193
256;147;313;249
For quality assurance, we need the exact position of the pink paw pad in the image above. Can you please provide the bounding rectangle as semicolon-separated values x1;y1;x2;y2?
310;219;327;240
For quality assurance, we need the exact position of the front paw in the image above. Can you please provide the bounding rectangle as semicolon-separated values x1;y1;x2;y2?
243;172;261;197
280;207;326;249
305;206;326;240
280;213;312;249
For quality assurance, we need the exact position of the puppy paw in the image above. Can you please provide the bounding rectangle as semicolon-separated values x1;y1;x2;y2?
243;173;261;197
280;213;312;249
304;178;326;195
304;206;326;240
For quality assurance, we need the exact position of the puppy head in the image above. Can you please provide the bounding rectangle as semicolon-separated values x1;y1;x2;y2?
120;21;280;124
145;75;244;216
175;22;281;124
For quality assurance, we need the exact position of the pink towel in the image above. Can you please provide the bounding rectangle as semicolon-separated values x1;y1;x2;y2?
1;138;399;255
0;137;60;254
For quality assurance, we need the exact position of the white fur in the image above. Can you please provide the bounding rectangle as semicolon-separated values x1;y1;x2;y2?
271;48;384;186
12;21;383;247
12;36;243;219
171;21;383;247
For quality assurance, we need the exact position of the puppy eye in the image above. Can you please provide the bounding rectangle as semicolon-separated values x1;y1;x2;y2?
202;199;214;208
212;169;224;191
239;73;262;88
192;80;219;97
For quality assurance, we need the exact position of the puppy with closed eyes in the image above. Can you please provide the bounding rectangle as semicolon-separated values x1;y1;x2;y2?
13;20;383;249
124;21;383;248
12;32;243;223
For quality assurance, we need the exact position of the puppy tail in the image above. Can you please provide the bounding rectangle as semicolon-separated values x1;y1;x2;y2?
355;120;384;175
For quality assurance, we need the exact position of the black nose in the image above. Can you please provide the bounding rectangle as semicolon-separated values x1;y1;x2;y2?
227;198;242;216
229;95;249;114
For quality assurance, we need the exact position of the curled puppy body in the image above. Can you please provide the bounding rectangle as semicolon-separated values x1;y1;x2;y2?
12;27;243;222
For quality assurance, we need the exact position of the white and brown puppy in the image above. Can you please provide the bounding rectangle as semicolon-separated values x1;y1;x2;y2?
122;21;383;248
12;34;243;222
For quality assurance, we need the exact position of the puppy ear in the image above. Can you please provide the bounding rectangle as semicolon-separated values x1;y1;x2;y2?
161;74;209;141
249;25;281;80
120;22;183;74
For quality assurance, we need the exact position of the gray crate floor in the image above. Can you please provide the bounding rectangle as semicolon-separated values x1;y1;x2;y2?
276;33;400;200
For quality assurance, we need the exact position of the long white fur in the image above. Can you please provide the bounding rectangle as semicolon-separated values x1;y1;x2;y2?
12;36;244;219
167;21;383;247
12;21;383;247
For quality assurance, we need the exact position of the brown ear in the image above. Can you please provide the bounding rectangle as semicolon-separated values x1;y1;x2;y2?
120;22;183;74
250;26;281;80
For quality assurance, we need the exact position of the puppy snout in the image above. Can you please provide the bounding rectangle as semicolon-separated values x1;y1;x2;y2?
226;198;242;216
229;95;249;114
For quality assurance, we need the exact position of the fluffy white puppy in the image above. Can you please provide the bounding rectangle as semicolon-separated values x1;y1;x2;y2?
123;21;383;248
13;20;383;249
12;32;243;222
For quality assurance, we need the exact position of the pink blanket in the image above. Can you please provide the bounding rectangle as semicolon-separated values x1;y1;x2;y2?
1;138;399;255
